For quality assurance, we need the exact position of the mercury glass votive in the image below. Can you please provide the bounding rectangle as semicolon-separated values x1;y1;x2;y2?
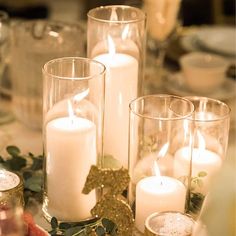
42;57;106;222
128;94;195;233
0;169;24;208
87;5;146;168
145;211;195;236
182;96;230;217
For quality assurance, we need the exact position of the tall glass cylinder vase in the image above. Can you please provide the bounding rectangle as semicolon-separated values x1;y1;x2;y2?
87;5;146;168
128;94;194;233
183;96;230;217
42;57;105;222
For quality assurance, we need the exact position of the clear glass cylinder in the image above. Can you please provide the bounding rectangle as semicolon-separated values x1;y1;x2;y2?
128;94;194;233
183;96;231;216
87;5;146;168
42;57;105;222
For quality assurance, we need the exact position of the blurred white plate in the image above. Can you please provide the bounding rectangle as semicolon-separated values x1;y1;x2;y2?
195;26;236;56
165;72;236;100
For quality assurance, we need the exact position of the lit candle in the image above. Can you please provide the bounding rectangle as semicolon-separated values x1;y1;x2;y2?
93;36;138;168
135;175;186;233
174;147;222;195
45;116;97;221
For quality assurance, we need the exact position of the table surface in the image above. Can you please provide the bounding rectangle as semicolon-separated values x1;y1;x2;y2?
0;27;235;232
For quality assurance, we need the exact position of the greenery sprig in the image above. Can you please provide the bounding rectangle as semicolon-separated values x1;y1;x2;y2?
49;217;118;236
0;145;43;204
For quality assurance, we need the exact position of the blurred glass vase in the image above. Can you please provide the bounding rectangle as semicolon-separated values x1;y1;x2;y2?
10;20;85;129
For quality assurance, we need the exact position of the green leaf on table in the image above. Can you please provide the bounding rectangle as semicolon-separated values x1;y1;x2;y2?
51;217;59;229
5;156;27;171
6;145;21;156
198;171;207;177
102;218;117;234
0;156;4;163
95;226;105;236
65;226;84;236
31;157;43;171
59;222;72;230
24;175;42;192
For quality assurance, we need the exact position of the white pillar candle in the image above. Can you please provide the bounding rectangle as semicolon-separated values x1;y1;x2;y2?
174;147;222;194
93;53;138;168
135;176;186;233
46;117;97;221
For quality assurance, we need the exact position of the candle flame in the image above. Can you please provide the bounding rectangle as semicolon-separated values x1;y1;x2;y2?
108;35;116;56
153;161;161;177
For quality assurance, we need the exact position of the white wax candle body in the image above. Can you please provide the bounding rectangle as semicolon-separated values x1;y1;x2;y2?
93;53;138;167
46;117;97;221
174;147;222;194
135;176;186;233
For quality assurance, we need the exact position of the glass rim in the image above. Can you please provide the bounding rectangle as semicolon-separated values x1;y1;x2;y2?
87;5;146;24
184;96;231;121
129;94;195;121
42;56;106;80
145;211;195;236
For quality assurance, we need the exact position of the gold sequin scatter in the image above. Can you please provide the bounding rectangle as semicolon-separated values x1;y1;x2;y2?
82;165;130;195
91;195;134;236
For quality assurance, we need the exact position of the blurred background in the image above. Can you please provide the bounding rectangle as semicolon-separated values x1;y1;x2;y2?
0;0;235;25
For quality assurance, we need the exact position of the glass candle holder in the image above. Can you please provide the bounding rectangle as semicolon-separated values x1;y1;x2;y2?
10;20;85;130
145;211;196;236
42;57;106;222
183;96;230;217
128;94;194;233
0;170;24;208
87;5;146;168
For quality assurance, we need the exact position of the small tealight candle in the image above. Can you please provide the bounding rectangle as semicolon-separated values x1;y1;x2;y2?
135;176;186;233
145;211;195;236
0;170;24;207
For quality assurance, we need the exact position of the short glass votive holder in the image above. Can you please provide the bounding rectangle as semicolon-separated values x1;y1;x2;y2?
145;211;196;236
42;57;106;222
87;5;146;168
128;94;195;233
0;169;24;208
183;96;230;216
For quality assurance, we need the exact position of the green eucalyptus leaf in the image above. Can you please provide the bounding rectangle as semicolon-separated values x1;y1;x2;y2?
25;176;43;192
51;217;58;229
5;156;26;171
23;171;32;180
6;145;20;156
64;226;84;236
59;222;72;230
31;157;43;171
102;218;117;233
95;226;105;236
198;171;207;177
